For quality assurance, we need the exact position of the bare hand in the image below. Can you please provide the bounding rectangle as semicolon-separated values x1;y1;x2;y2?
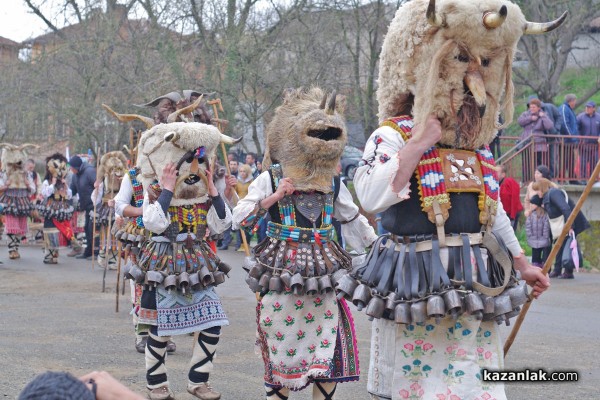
411;114;442;151
94;180;101;189
275;177;295;199
108;199;115;207
225;175;237;188
161;163;178;192
205;166;218;196
539;111;545;117
115;216;124;229
531;114;538;121
514;256;550;299
80;371;144;400
51;177;57;185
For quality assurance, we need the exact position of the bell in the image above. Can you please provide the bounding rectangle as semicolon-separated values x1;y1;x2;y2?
213;270;226;286
115;231;125;241
218;261;232;276
331;268;348;286
259;271;272;292
506;281;529;308
427;295;446;324
493;295;513;326
318;275;333;294
189;271;202;291
243;256;257;272
385;292;398;314
269;275;284;293
122;261;132;278
128;265;145;284
335;274;358;301
280;270;293;288
365;295;385;319
245;275;261;293
290;273;305;295
481;294;496;321
394;302;412;325
146;270;164;288
198;265;215;286
127;233;137;243
248;264;266;279
352;284;372;311
464;292;484;320
443;290;463;321
135;234;145;244
411;301;428;325
177;272;190;294
504;306;521;322
164;274;177;293
305;277;319;296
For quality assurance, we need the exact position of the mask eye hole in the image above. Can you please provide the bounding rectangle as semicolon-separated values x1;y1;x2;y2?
456;53;469;63
482;58;490;67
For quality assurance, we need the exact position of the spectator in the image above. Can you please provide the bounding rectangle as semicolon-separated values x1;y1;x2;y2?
518;98;554;182
245;152;259;179
228;159;239;178
227;152;237;163
234;164;254;250
525;194;551;268
528;95;562;176
498;165;523;231
577;101;600;179
256;157;263;175
69;155;97;260
557;94;579;183
532;178;590;279
524;165;557;218
26;159;41;202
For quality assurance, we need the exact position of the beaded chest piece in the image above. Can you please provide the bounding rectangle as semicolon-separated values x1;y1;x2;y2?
128;167;145;228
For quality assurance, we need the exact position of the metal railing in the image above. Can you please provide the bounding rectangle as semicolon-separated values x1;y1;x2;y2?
495;134;600;185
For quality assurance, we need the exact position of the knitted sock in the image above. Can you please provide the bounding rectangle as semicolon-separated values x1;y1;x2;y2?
188;326;221;385
313;382;337;400
44;250;54;263
8;234;20;252
145;332;170;389
265;385;290;400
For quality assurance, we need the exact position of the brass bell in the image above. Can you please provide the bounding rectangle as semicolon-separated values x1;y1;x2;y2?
177;272;190;294
443;290;463;320
290;273;305;295
411;301;428;325
331;268;348;286
164;274;177;293
335;274;358;301
259;271;272;292
269;275;284;293
248;264;266;279
189;272;202;291
305;277;319;296
198;265;215;286
218;261;232;276
464;292;484;320
280;270;293;289
394;302;411;325
245;275;261;293
352;284;372;311
366;295;386;319
506;281;529;308
213;270;226;286
318;275;333;294
427;295;446;324
481;294;496;321
493;295;513;326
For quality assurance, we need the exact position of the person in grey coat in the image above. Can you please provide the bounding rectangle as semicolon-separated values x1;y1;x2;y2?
69;155;97;259
525;195;551;268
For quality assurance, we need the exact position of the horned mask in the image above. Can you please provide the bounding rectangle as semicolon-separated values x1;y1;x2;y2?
263;87;347;193
377;0;566;150
0;143;39;189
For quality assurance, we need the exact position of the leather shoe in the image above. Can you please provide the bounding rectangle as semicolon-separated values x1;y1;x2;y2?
548;271;561;278
187;382;221;400
148;385;174;400
558;272;574;279
135;336;148;354
67;247;83;257
166;340;176;353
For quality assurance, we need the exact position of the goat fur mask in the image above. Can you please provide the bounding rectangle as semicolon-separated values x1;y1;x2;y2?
262;87;347;193
0;143;39;189
97;151;128;193
377;0;566;150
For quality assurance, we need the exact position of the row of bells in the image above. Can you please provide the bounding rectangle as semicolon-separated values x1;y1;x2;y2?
124;261;231;294
245;260;350;296
37;206;73;221
114;230;146;247
335;273;529;326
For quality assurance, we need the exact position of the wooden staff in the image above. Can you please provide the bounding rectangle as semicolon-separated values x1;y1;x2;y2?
102;175;115;293
504;159;600;356
91;147;101;270
207;99;251;256
115;239;123;312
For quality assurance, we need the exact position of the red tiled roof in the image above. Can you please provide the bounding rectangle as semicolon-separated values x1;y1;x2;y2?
0;36;21;47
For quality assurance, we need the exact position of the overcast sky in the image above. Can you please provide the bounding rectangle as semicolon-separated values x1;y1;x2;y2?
0;4;50;43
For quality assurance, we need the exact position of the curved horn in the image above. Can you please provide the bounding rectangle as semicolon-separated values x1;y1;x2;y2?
319;92;327;109
325;90;337;115
0;143;17;150
166;95;204;123
102;104;155;129
524;10;568;35
220;134;243;145
483;5;507;30
18;144;40;151
426;0;443;27
164;132;179;143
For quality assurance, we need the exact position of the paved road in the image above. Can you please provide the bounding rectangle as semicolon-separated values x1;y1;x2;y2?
0;245;598;399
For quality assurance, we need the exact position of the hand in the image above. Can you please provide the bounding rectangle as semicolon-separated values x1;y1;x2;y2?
205;166;218;196
411;114;442;151
94;180;101;189
160;163;178;192
538;111;545;117
115;216;124;229
51;177;57;185
514;256;550;299
108;199;115;207
80;371;144;400
225;175;237;189
275;177;295;200
531;114;538;121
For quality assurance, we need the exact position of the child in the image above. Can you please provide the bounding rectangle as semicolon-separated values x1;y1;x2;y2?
526;194;551;268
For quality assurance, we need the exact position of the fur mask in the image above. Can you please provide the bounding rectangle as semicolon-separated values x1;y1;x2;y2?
377;0;566;150
137;122;239;207
0;143;39;189
97;151;128;193
46;153;68;180
263;87;347;193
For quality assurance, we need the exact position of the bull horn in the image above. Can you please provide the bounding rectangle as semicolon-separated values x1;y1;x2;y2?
166;95;204;123
483;5;507;29
164;132;179;143
102;104;154;129
19;144;40;151
426;0;444;27
325;90;337;115
319;92;327;109
523;10;568;35
220;133;243;145
0;143;17;150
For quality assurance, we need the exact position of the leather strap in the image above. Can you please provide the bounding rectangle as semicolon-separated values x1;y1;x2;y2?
461;234;474;291
473;231;513;296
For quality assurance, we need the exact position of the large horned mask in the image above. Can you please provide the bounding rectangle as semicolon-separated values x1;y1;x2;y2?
377;0;566;150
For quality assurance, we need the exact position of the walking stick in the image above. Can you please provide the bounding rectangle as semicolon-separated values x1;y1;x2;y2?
102;175;115;293
115;239;123;312
91;147;101;270
504;159;600;356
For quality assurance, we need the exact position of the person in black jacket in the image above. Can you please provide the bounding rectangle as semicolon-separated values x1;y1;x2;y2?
69;155;97;259
532;178;590;279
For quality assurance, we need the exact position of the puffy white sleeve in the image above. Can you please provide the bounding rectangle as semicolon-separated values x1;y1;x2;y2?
142;192;170;234
41;180;54;198
114;176;134;218
353;126;411;214
207;202;232;235
492;198;523;257
334;182;378;250
90;183;104;206
232;171;273;230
